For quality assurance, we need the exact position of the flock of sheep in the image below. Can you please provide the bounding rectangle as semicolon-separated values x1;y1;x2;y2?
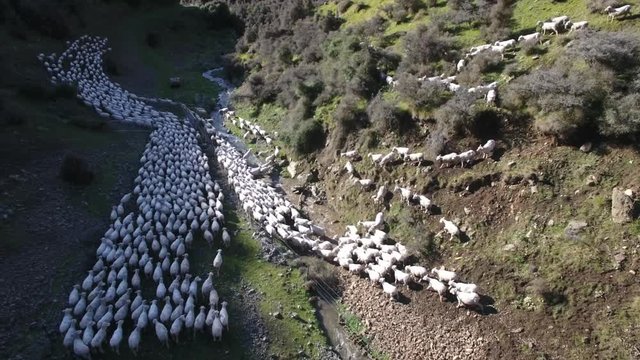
218;108;488;312
385;4;633;106
41;36;232;358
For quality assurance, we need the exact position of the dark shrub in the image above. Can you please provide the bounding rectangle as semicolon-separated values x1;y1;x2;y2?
367;93;413;134
434;92;477;138
291;119;325;154
337;0;353;13
456;51;503;85
483;0;513;42
600;94;640;138
567;31;640;73
9;0;70;39
400;24;456;73
1;103;27;126
145;32;160;48
396;73;451;110
60;153;94;185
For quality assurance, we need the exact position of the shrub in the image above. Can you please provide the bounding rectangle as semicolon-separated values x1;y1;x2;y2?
400;24;456;73
433;92;477;138
567;31;640;73
1;103;27;126
367;93;413;134
337;0;353;14
291;119;326;154
600;94;640;138
396;0;424;13
145;32;160;48
395;73;451;111
333;93;367;133
456;51;503;85
60;153;94;185
483;0;513;42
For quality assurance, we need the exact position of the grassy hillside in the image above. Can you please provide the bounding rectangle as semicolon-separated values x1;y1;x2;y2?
223;0;640;358
0;1;331;359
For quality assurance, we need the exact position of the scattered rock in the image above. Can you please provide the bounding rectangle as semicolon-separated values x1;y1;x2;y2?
585;175;598;186
511;327;524;334
611;187;636;224
579;142;592;153
287;161;299;178
613;253;626;269
564;220;588;241
503;244;516;252
273;311;282;319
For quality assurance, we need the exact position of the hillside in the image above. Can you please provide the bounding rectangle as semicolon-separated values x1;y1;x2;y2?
219;0;640;359
0;0;639;359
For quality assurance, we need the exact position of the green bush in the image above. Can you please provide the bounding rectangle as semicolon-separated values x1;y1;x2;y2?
367;93;413;134
434;92;477;138
290;118;326;154
600;94;640;139
396;73;451;111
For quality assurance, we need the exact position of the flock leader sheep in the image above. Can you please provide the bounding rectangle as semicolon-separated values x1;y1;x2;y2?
41;36;233;358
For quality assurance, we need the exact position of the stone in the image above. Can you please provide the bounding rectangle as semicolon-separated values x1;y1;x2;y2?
273;312;282;319
585;175;598;186
564;220;588;241
503;244;516;252
579;142;592;153
287;161;299;178
511;327;524;333
611;187;636;224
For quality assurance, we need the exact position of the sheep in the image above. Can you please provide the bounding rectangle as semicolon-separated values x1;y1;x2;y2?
154;319;170;348
379;278;399;299
212;249;223;275
348;263;364;274
490;44;508;60
435;153;459;168
536;21;561;35
394;185;412;203
604;5;631;21
340;150;359;159
368;153;383;163
353;178;374;189
456;58;466;72
392;265;412;287
448;280;479;294
344;161;355;175
392;147;410;158
378;151;398;166
407;152;424;163
494;39;516;48
485;89;497;105
431;266;458;282
405;265;428;279
458;150;476;167
549;15;570;25
424;277;448;301
450;288;484;313
518;32;540;43
476;139;496;159
439;217;460;240
566;20;588;32
372;185;387;204
365;268;382;284
412;194;432;213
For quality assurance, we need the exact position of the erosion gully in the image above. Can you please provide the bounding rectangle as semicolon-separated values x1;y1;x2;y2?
201;68;365;360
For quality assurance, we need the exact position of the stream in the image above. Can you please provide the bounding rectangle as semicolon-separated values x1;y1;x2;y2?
201;68;366;360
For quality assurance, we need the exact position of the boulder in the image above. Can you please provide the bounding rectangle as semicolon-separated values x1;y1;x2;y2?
287;161;299;178
611;187;635;224
564;220;588;241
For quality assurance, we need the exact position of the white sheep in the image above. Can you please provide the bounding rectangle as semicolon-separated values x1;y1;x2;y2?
435;152;459;168
372;185;387;204
439;217;460;240
394;186;412;203
518;32;540;43
353;178;374;189
494;39;516;48
537;21;561;35
392;265;412;287
549;15;570;25
348;263;364;274
412;194;432;213
431;266;458;282
365;268;381;284
378;151;398;166
341;150;359;159
368;153;383;163
424;276;447;301
450;288;484;313
407;152;424;163
379;278;399;299
458;150;476;167
605;5;631;21
567;20;588;32
485;89;497;105
456;59;466;72
405;265;428;279
476;139;496;159
448;280;479;294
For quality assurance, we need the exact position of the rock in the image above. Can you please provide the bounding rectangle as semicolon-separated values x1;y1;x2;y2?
273;312;282;319
579;142;592;153
585;175;598;186
564;220;588;241
611;187;636;224
287;161;299;178
613;253;626;269
503;244;516;252
169;77;182;88
511;327;524;333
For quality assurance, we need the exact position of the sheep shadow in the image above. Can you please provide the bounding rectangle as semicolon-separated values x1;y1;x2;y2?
619;14;640;21
428;205;442;216
407;282;424;292
459;232;471;243
395;292;412;305
490;147;507;162
479;294;499;315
